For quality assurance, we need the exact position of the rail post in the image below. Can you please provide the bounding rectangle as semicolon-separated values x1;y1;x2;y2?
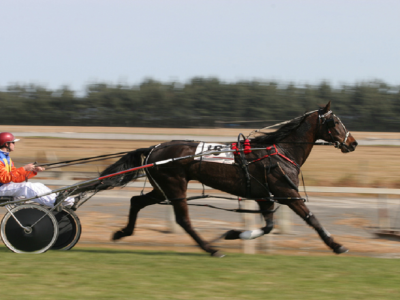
378;193;390;229
166;205;183;233
277;205;292;234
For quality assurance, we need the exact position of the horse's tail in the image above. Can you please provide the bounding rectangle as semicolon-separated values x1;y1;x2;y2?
99;147;153;189
78;147;153;193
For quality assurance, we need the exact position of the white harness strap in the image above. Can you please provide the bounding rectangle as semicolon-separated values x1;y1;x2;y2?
335;114;351;145
318;110;332;120
248;109;351;149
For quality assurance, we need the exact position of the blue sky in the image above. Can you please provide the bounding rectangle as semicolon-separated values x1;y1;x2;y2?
1;0;399;93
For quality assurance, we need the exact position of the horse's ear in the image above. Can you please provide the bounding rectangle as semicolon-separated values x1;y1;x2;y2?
322;101;331;113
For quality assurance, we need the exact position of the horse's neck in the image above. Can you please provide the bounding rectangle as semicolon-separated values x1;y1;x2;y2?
279;115;318;167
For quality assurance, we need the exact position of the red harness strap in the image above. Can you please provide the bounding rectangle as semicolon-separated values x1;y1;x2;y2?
231;139;252;155
231;143;239;155
251;144;298;167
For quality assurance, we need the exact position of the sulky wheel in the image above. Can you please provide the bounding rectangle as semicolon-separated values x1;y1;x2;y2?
51;208;82;250
1;204;59;253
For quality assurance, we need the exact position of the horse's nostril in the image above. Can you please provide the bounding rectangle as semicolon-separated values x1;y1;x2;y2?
351;141;358;148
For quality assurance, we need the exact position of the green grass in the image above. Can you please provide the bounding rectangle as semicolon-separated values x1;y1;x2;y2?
0;246;399;300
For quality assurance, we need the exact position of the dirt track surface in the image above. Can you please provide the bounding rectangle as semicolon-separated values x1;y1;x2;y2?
1;190;394;258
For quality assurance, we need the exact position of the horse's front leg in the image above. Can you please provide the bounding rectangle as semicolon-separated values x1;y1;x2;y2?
172;199;224;257
113;190;162;241
287;198;348;254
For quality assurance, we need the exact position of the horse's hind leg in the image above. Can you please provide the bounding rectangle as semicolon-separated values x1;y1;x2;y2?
112;190;223;258
224;200;275;240
287;199;348;254
172;199;224;257
257;200;275;234
113;190;163;240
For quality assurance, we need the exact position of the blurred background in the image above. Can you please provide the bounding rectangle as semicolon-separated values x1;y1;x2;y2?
1;79;400;130
1;0;400;257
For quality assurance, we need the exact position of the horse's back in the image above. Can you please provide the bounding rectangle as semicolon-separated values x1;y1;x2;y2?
147;140;199;163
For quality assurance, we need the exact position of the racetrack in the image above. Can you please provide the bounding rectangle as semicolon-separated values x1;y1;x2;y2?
3;189;397;258
1;126;400;299
0;126;399;258
66;192;400;258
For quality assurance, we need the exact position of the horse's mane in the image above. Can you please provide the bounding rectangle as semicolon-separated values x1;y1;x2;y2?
250;112;311;145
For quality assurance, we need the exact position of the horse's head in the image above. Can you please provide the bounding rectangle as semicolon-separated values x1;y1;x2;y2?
316;101;358;153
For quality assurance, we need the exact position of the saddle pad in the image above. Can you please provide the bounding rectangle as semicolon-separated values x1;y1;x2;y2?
194;142;235;165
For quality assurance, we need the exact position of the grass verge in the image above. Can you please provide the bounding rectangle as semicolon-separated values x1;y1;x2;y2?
0;246;399;299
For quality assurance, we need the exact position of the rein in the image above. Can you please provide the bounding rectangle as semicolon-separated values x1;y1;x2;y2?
36;151;132;169
34;116;334;171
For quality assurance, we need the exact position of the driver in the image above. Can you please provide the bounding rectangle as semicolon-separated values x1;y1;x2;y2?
0;132;74;207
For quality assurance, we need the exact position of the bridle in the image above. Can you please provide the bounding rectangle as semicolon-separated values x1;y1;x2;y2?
246;107;351;149
318;109;351;150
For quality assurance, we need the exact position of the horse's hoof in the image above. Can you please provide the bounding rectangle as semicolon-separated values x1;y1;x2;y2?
211;250;225;258
334;246;349;254
224;230;242;240
112;230;126;241
239;229;264;240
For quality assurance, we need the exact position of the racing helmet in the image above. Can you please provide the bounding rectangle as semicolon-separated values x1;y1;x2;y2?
0;132;20;148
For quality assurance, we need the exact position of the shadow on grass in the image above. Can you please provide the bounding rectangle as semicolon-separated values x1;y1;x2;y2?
0;245;215;257
63;248;208;257
0;247;12;253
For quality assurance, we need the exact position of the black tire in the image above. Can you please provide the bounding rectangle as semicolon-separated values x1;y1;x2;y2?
1;204;59;253
51;208;82;250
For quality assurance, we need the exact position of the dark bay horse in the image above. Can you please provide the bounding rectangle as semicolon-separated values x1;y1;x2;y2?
89;102;357;256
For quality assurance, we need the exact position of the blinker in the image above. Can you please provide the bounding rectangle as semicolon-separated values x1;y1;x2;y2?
325;118;335;128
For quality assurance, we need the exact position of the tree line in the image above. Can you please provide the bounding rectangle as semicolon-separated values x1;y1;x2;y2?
1;78;399;131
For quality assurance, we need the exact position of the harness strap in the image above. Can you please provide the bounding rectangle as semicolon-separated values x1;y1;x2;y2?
157;201;279;214
232;133;252;199
277;162;298;192
318;110;351;150
38;151;131;168
250;144;298;168
144;145;170;204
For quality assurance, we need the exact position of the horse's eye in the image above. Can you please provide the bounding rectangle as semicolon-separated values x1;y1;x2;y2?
326;118;335;128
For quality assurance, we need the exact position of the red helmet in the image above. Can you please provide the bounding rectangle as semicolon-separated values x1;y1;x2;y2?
0;132;20;147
